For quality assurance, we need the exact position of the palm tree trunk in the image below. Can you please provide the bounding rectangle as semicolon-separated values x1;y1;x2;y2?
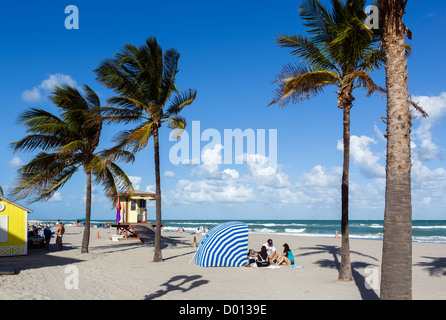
81;169;92;254
339;106;352;281
153;126;163;262
379;0;413;300
337;85;354;281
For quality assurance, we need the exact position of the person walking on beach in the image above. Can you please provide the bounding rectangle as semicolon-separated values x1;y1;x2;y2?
263;239;278;263
275;243;295;266
55;222;65;250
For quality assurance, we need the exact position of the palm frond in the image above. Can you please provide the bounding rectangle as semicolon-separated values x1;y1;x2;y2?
164;115;187;140
165;89;197;117
348;70;385;96
299;0;334;44
276;34;338;72
90;155;134;207
161;48;180;100
270;64;340;107
10;134;67;152
113;122;154;153
11;152;79;202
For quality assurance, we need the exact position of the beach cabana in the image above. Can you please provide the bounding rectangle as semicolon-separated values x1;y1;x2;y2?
0;196;33;257
195;221;249;267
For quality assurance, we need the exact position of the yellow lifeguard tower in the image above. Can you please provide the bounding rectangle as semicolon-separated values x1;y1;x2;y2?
116;191;156;224
0;196;33;257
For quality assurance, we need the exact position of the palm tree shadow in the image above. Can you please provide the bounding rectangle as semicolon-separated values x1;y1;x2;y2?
415;256;446;277
298;245;379;300
144;275;209;300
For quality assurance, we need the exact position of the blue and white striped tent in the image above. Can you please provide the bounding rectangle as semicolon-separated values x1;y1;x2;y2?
194;221;249;267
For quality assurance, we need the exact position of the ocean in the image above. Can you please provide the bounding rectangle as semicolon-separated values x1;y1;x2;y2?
37;219;446;244
161;220;446;244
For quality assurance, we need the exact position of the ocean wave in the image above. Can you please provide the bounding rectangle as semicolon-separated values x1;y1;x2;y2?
246;223;307;227
412;226;446;229
284;228;306;233
250;228;278;234
413;236;446;243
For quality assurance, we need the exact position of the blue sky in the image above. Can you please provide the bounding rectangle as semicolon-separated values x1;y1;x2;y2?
0;0;445;220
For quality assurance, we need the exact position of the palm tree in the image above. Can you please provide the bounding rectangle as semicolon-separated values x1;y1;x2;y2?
94;37;197;262
10;85;134;253
378;0;413;300
270;0;385;281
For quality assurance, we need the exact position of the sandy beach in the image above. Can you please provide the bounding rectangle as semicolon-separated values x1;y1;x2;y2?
0;225;445;300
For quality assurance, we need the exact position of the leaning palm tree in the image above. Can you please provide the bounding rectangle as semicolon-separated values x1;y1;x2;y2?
270;0;385;281
94;37;197;262
10;84;134;253
378;0;414;300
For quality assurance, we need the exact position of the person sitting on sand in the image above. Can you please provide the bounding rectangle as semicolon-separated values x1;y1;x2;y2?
275;243;295;266
263;239;278;263
255;246;270;268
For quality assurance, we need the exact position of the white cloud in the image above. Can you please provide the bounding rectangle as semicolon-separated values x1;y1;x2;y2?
412;160;446;188
48;192;63;202
174;179;255;204
411;93;446;161
301;165;341;188
192;144;223;179
237;153;290;188
8;156;24;168
163;115;445;217
338;135;385;179
373;123;387;143
40;74;77;91
145;185;156;193
21;87;42;103
21;73;78;103
164;171;176;178
222;168;239;180
129;176;142;190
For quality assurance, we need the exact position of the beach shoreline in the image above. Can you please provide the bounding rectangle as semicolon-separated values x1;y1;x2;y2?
0;225;445;300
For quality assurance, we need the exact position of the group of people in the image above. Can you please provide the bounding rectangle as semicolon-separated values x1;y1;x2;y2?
43;222;65;251
249;239;295;268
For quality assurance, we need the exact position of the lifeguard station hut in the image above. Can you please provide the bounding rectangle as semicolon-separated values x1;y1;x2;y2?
116;191;156;224
0;196;33;257
108;191;161;243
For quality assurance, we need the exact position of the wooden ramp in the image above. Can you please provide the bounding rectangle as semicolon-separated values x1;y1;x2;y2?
108;222;164;243
130;223;154;243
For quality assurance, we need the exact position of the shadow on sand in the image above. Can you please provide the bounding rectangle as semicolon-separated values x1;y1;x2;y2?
415;256;446;277
0;243;82;274
0;227;194;274
297;245;380;300
144;274;209;300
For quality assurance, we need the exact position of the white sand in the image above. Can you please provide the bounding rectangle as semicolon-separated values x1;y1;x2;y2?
0;226;445;300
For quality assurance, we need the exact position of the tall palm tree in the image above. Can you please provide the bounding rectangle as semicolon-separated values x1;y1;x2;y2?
94;37;197;262
10;85;134;253
378;0;413;300
270;0;385;281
